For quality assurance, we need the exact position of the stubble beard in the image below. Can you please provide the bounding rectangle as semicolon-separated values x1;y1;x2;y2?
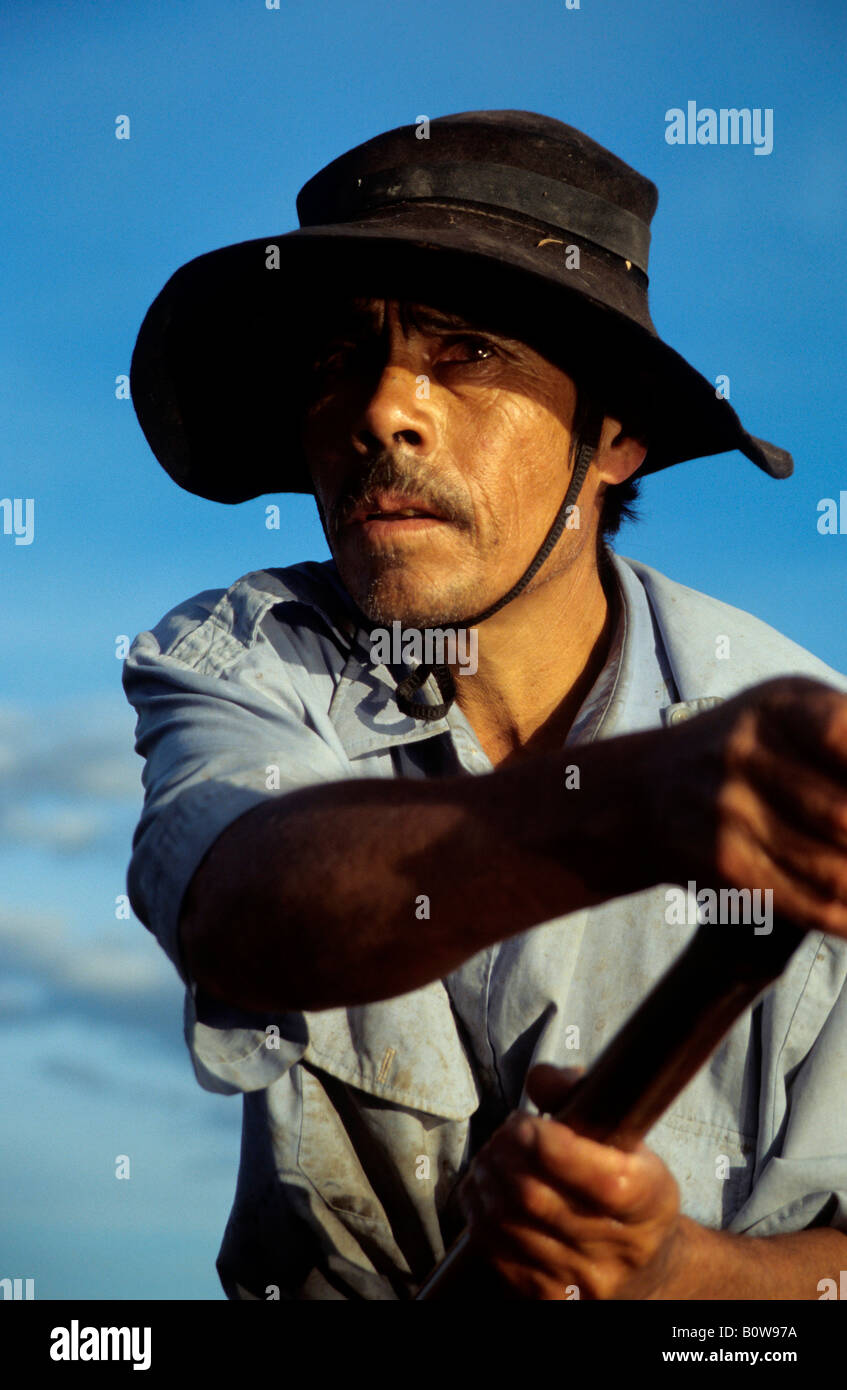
347;551;483;629
316;450;483;627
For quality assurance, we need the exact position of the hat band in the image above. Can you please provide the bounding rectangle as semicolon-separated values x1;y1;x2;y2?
304;161;651;273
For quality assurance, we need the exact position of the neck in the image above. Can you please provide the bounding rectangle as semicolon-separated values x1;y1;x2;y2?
451;544;618;768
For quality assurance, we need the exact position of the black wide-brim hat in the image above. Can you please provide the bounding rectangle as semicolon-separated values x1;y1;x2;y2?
130;110;792;504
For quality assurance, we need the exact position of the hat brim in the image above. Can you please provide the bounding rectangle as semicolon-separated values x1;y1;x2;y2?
130;219;792;504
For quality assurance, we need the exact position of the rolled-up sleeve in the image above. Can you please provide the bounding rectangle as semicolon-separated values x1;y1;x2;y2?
122;589;352;1093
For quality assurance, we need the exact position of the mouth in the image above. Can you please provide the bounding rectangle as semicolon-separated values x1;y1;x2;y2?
362;508;438;520
344;494;449;531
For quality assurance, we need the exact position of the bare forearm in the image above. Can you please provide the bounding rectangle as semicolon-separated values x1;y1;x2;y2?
180;731;657;1013
651;1216;847;1300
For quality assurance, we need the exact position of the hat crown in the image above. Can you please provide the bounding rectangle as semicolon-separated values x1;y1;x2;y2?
130;109;792;504
297;109;659;240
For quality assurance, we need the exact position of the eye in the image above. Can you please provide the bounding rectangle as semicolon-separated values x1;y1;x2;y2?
438;336;498;365
309;341;358;374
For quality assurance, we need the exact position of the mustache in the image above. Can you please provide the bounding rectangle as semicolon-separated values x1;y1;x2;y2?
326;453;474;536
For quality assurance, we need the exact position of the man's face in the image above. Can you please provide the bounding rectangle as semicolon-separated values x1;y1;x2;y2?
300;297;584;628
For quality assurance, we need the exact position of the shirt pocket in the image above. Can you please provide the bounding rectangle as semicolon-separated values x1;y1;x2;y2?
296;982;481;1255
648;1109;757;1228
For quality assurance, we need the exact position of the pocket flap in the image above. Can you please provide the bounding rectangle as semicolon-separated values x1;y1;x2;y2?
303;981;480;1120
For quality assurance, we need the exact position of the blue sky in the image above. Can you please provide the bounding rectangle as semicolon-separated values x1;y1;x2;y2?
2;0;845;1299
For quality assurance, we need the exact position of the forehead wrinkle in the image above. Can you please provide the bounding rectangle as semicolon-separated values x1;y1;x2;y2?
312;296;503;346
399;302;482;336
348;298;489;338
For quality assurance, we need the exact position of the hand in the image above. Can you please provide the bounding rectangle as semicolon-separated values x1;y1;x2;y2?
642;676;847;936
457;1064;683;1300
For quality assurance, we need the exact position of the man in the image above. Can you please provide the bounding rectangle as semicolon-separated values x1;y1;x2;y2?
125;111;847;1300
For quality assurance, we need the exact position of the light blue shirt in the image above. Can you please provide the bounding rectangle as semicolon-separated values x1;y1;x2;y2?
123;551;847;1300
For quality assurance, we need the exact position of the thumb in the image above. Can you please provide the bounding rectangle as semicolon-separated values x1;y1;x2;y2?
526;1062;585;1115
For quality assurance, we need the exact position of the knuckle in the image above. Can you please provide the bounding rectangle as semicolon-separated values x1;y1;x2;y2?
723;713;760;767
823;860;847;896
713;830;749;886
580;1263;616;1301
750;677;820;730
513;1174;552;1222
822;700;847;755
800;855;844;900
767;674;824;702
815;897;847;933
596;1167;636;1212
713;777;750;825
830;799;847;843
524;1269;555;1300
496;1258;552;1301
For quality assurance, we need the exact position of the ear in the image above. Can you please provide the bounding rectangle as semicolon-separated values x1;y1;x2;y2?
593;415;647;486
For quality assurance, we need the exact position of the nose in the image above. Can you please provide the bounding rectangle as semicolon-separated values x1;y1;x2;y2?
351;358;435;459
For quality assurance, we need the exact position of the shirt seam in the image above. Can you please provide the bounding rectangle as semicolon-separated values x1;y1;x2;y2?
765;931;828;1141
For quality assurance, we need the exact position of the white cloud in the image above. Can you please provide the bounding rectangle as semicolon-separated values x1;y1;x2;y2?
0;695;183;1048
0;904;178;1030
0;803;104;851
0;693;143;853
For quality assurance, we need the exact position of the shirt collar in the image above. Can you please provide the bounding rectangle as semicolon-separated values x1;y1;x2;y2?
321;567;455;757
328;655;453;757
323;550;676;759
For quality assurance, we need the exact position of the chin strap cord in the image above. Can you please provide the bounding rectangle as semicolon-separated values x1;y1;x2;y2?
395;412;604;721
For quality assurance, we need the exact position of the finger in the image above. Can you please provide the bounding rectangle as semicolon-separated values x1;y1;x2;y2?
526;1063;585;1114
757;679;847;778
492;1117;675;1224
743;723;847;853
463;1158;667;1300
462;1157;592;1273
465;1124;602;1230
714;783;847;929
472;1219;586;1300
722;780;847;896
469;1233;573;1301
469;1139;594;1229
